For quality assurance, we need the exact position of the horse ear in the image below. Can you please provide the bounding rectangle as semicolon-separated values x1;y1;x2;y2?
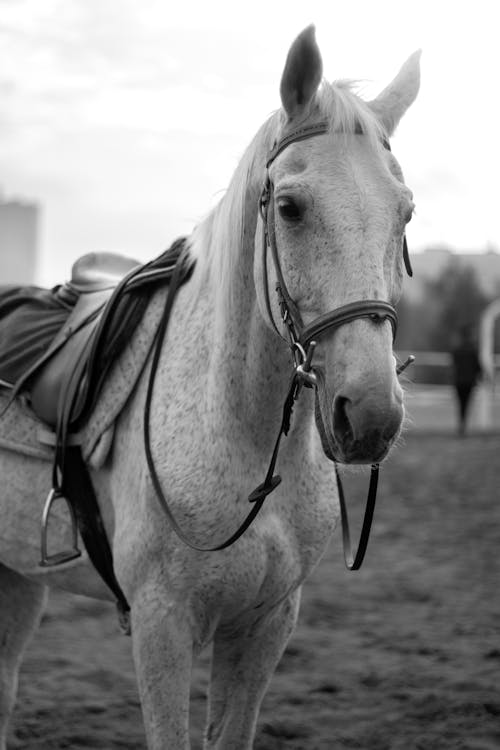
280;25;323;121
368;50;421;136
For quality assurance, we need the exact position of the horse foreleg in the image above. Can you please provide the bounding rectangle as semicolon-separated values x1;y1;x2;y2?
205;588;301;750
0;564;47;750
131;580;193;750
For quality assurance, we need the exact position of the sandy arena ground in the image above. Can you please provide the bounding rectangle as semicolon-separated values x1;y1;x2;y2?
6;422;500;749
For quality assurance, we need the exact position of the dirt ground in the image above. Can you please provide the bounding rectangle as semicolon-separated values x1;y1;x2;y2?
7;433;500;750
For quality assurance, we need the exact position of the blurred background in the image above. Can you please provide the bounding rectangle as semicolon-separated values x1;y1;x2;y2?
1;0;499;432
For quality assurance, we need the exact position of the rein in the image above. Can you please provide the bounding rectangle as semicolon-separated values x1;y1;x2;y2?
144;122;413;567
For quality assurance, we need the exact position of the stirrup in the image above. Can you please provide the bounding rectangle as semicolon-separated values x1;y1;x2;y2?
40;488;82;567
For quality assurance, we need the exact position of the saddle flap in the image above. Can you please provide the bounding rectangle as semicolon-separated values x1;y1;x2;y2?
16;257;145;429
29;290;109;427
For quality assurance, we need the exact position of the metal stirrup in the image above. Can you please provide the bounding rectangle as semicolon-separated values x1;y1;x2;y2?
40;488;81;567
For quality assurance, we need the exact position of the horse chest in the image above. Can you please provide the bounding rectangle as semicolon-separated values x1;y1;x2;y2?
188;499;335;631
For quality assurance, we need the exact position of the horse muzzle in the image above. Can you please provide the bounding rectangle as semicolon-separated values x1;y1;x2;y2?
314;368;404;464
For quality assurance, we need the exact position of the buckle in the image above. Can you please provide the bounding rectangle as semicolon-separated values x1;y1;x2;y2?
294;341;317;387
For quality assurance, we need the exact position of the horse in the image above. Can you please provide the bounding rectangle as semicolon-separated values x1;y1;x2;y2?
0;26;420;750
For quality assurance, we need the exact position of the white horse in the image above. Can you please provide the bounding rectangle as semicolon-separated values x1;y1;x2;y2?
0;26;420;749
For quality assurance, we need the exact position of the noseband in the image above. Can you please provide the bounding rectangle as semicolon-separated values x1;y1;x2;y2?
145;120;414;569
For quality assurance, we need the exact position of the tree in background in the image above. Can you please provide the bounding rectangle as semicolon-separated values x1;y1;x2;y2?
424;260;489;351
396;295;434;350
395;257;490;384
396;258;489;353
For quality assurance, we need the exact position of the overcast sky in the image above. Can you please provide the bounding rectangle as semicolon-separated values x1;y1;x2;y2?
1;0;499;285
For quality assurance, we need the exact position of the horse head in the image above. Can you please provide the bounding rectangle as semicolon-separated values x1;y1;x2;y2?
254;26;420;465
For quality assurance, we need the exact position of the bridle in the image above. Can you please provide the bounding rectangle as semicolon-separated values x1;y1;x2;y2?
258;120;405;569
259;120;413;358
144;120;414;568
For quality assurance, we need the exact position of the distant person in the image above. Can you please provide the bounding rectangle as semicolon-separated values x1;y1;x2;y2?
450;325;482;436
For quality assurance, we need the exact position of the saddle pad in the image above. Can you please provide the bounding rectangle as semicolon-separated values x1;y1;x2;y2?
0;286;71;386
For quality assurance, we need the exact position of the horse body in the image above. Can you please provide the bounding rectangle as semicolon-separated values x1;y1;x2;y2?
0;27;420;749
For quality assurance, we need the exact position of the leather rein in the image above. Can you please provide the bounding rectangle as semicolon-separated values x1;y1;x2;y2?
144;121;413;569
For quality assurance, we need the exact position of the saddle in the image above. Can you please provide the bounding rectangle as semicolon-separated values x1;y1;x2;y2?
8;241;191;431
12;252;138;427
1;239;193;626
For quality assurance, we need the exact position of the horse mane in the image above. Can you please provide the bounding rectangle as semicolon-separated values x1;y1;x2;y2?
188;80;385;317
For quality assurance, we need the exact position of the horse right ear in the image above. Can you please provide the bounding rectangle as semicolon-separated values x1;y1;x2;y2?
280;26;323;121
368;50;421;136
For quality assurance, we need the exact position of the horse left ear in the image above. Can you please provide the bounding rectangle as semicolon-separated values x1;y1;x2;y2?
368;50;421;136
280;25;323;121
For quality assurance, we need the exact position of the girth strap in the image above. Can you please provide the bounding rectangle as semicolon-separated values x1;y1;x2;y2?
61;446;131;627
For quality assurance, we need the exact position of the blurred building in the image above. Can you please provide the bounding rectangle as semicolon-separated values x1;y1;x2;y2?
0;195;39;284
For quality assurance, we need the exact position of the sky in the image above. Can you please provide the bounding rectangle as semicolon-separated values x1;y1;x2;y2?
1;0;499;285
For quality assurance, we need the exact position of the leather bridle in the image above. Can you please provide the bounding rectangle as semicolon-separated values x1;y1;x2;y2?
144;121;414;568
259;121;399;358
257;121;403;569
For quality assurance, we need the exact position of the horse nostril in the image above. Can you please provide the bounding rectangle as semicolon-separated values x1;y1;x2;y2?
333;395;353;443
330;386;404;463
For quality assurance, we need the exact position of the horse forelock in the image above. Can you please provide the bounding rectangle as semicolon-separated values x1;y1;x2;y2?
318;79;386;145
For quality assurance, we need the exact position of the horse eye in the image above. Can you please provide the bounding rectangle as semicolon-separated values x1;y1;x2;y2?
277;197;302;222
